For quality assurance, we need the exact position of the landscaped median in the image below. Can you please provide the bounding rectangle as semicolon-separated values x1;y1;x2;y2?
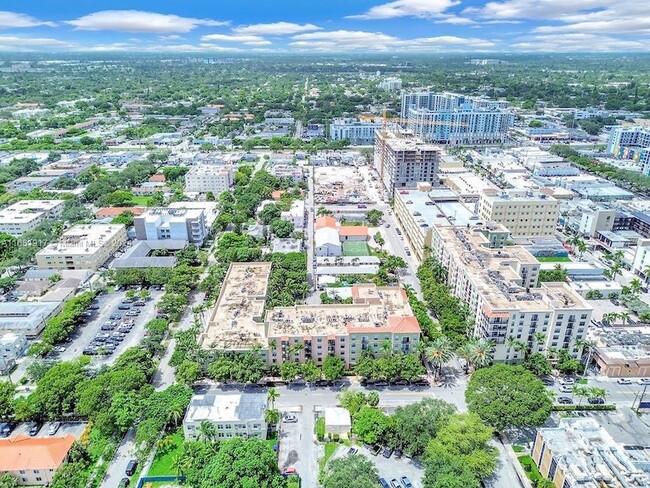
551;404;616;412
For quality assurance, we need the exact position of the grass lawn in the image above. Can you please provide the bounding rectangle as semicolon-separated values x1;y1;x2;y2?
319;442;339;473
577;378;588;384
512;445;525;453
342;241;371;257
518;455;542;482
148;432;184;477
537;256;571;263
129;195;151;206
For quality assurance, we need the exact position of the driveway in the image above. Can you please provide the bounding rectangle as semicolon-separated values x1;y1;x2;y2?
277;409;318;488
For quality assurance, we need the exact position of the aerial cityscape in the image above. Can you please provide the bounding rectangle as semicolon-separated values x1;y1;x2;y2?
1;2;650;488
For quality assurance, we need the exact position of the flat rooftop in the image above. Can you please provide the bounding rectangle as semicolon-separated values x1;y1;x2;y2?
38;224;125;255
0;200;64;223
200;262;272;350
438;226;590;312
0;301;61;333
481;188;557;203
266;284;418;338
396;187;480;229
185;389;266;423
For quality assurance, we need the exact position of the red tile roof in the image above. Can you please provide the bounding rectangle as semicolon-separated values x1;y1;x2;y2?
271;190;286;200
339;226;368;237
315;216;336;229
347;316;421;334
149;174;166;183
0;434;77;472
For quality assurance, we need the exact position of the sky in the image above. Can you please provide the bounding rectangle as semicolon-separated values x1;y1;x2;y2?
0;0;649;53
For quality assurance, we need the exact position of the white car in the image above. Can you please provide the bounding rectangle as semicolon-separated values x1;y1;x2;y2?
559;385;573;393
559;377;575;386
616;378;632;385
638;378;650;385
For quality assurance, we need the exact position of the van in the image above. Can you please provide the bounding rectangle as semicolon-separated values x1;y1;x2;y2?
125;459;138;476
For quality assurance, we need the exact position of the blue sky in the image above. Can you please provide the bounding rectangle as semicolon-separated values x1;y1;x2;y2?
0;0;649;53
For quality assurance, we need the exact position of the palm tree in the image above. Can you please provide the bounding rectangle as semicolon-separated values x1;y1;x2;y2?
379;339;393;356
456;342;474;374
425;336;454;381
469;339;494;370
572;385;589;406
619;311;630;326
167;403;184;427
513;339;527;360
603;312;618;326
575;240;587;259
170;453;191;477
267;387;279;409
606;261;623;281
506;336;517;363
197;420;217;443
536;478;557;488
574;339;597;377
613;250;625;264
588;387;607;403
533;332;547;351
265;408;280;426
629;278;643;300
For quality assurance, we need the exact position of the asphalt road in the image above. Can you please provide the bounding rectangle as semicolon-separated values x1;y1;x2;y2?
549;375;650;408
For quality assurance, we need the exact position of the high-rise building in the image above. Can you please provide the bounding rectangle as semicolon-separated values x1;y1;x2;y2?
330;118;382;145
374;127;442;194
378;77;402;91
400;91;513;145
607;126;650;174
430;225;592;362
477;189;561;237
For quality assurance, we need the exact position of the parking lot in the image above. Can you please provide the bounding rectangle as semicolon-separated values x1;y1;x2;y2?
54;287;164;366
278;409;318;488
329;444;424;488
2;421;87;439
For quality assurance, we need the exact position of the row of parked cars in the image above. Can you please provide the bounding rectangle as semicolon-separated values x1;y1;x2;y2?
0;421;61;438
361;378;429;388
83;297;144;356
344;446;413;488
379;477;413;488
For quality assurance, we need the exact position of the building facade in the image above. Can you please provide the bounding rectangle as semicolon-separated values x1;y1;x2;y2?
374;128;442;194
477;189;561;237
378;77;402;91
330;118;382;145
0;200;64;237
134;207;208;245
184;164;233;194
401;91;513;145
36;224;127;270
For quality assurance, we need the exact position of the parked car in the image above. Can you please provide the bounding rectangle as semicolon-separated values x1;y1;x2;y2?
559;377;575;385
541;377;555;386
48;422;61;436
382;447;394;458
401;476;413;488
109;314;122;320
125;459;138;476
637;378;650;385
588;397;605;405
118;478;130;488
88;304;100;310
393;449;402;459
357;204;367;209
281;467;297;475
54;346;66;353
379;478;390;488
126;311;139;316
617;378;632;385
83;347;98;355
283;414;298;423
133;301;146;307
371;445;382;456
118;305;131;310
390;480;401;488
0;423;12;437
559;385;573;393
101;324;115;331
557;397;573;404
122;298;134;304
347;447;358;456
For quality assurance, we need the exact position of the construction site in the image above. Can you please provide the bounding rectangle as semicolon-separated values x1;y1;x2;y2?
313;166;370;204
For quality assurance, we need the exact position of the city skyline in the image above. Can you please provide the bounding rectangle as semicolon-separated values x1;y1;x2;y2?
1;0;649;53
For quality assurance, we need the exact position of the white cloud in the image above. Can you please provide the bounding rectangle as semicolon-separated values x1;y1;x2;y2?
0;36;76;51
234;22;321;36
347;0;460;20
65;10;228;34
511;33;648;52
464;0;611;20
290;30;494;52
0;11;56;28
201;33;270;45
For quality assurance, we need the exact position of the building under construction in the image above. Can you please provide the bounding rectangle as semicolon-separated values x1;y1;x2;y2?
374;126;442;194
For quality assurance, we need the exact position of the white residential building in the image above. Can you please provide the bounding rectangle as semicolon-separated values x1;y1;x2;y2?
431;225;592;362
36;224;127;270
183;389;267;441
184;164;233;194
330;118;382;145
477;189;560;237
374;128;442;194
0;332;27;373
134;207;208;245
315;227;342;257
378;77;402;91
0;200;64;237
280;200;305;231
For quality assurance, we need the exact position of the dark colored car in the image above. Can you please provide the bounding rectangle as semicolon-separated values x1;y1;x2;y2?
118;477;130;487
109;314;122;320
29;423;40;436
401;476;413;488
588;397;605;405
133;301;146;307
88;304;100;310
382;447;394;458
393;449;402;459
347;447;358;456
125;459;138;476
557;397;573;404
379;478;390;488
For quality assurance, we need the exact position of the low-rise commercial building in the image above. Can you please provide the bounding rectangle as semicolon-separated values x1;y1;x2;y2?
324;407;352;437
592;326;650;377
199;262;421;367
477;189;560;237
0;434;78;486
430;225;592;362
134;207;208;245
0;332;27;373
36;224;127;271
532;417;650;488
0;200;64;237
0;302;61;337
184;164;233;194
183;388;267;441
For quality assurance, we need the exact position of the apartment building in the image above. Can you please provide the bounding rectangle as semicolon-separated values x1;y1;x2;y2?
184;164;233;194
378;77;402;91
607;126;650;160
532;417;650;488
0;200;64;237
330;118;382;145
198;262;421;367
183;389;267;441
374;128;442;194
134;207;208;245
36;224;127;270
477;189;560;237
401;91;513;145
430;225;592;362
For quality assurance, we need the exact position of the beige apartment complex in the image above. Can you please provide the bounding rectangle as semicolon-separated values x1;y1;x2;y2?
430;225;592;362
36;224;127;270
184;164;233;194
477;188;560;237
199;262;421;366
0;200;64;236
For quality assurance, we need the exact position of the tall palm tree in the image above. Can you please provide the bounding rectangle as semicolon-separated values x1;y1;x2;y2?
469;339;494;370
588;387;607;402
575;339;597;377
167;403;184;427
506;336;517;363
606;261;623;281
425;336;454;381
379;339;393;356
575;240;587;259
619;311;630;326
572;385;589;406
533;332;547;351
603;312;618;326
197;420;217;443
629;278;643;300
456;342;474;374
265;408;280;426
170;453;191;477
267;387;279;409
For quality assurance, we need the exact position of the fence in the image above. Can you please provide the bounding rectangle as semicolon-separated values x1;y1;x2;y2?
136;475;186;488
